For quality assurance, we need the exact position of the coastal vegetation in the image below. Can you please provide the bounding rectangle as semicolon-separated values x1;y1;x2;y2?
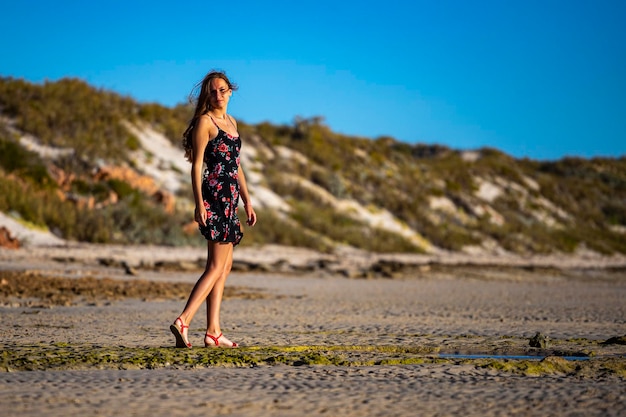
1;76;625;254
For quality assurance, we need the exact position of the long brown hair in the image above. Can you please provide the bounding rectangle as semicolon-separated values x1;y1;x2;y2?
182;70;238;162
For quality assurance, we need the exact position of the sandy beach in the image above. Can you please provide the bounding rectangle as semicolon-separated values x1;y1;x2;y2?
1;243;625;416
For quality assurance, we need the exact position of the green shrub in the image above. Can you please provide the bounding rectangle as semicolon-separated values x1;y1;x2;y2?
2;77;625;254
602;203;626;226
0;132;53;187
238;208;332;252
137;102;191;145
0;77;138;165
70;179;110;202
107;179;138;200
290;203;422;253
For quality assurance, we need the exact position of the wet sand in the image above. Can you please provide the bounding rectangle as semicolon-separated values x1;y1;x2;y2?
1;244;625;416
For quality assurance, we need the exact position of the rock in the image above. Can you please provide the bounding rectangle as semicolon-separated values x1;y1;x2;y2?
370;260;405;278
120;261;138;276
601;335;626;345
529;332;550;348
231;260;272;273
540;356;575;373
153;260;201;271
336;267;365;279
93;165;175;213
0;226;20;249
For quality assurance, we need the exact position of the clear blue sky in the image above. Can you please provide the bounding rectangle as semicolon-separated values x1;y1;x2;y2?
1;0;625;161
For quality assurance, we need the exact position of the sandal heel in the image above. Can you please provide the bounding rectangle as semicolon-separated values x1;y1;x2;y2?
171;317;192;348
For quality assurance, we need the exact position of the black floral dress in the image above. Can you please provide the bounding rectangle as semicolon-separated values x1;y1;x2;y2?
198;123;243;246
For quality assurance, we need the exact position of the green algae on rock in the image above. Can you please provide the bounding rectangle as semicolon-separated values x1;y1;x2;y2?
2;343;624;378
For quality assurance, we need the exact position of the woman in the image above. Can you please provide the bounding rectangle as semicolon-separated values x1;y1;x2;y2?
171;70;257;348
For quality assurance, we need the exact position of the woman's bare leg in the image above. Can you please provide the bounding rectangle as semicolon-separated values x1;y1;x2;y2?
205;244;236;346
174;242;233;345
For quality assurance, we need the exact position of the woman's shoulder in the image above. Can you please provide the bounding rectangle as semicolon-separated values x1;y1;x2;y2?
197;113;213;125
196;113;219;137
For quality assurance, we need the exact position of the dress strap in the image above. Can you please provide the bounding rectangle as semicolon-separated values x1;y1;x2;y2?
208;114;238;137
209;114;236;131
208;115;220;129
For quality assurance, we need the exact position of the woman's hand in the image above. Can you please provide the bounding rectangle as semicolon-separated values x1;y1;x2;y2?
244;204;257;227
195;205;207;227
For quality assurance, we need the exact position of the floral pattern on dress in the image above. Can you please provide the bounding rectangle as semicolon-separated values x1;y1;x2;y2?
198;129;243;245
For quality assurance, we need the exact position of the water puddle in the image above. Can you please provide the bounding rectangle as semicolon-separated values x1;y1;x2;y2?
438;354;591;361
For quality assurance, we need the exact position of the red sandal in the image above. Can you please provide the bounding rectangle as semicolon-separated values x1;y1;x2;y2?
204;332;238;348
170;317;192;348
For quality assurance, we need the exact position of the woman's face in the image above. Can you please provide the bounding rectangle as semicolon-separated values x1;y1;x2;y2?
208;78;232;109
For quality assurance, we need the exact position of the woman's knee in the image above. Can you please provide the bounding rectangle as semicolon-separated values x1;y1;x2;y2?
206;242;233;279
219;261;232;281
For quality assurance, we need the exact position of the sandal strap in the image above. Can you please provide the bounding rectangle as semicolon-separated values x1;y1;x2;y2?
172;317;192;348
176;318;189;331
205;332;223;346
